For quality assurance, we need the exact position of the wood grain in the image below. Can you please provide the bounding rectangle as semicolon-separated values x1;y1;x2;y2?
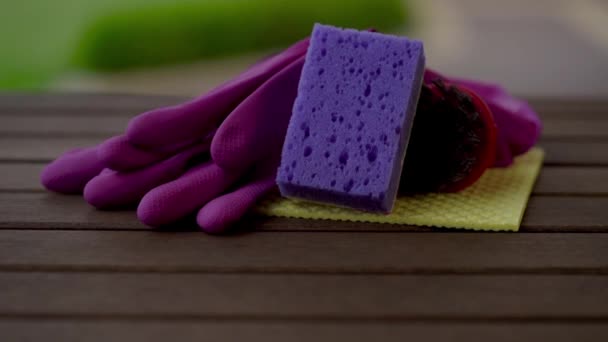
0;93;183;115
2;114;607;139
0;230;606;273
534;167;608;195
0;137;103;162
528;99;608;120
1;320;606;342
1;272;607;318
541;141;608;166
0;116;129;137
523;196;608;231
542;120;608;139
0;193;145;230
0;163;45;191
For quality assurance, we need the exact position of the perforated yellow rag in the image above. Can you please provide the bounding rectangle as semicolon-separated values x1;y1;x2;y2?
255;148;544;231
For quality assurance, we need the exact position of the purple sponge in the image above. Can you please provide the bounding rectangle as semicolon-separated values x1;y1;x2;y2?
277;24;425;212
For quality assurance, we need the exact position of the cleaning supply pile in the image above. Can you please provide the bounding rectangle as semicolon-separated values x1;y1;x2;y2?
42;24;542;233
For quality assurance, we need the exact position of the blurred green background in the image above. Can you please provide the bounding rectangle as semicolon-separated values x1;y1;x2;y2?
1;0;169;89
1;0;607;96
0;0;408;90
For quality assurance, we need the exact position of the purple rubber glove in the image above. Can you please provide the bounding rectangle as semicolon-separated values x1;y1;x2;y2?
40;137;211;209
136;56;305;233
41;37;310;196
84;139;211;209
123;38;310;151
41;147;106;194
41;54;304;233
424;68;542;167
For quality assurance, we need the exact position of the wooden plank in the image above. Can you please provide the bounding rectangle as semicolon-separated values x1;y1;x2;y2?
539;109;608;121
533;167;608;195
1;193;607;232
0;193;145;230
541;141;608;166
528;98;608;120
0;163;44;192
523;196;608;231
2;115;607;139
0;116;128;137
1;138;607;166
0;106;143;117
0;230;606;273
0;93;184;115
1;272;607;318
2;93;606;119
0;320;606;342
0;137;103;162
3;163;608;196
542;120;608;139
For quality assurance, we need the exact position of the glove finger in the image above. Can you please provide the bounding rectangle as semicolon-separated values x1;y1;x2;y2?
127;38;310;149
84;141;210;209
41;147;105;194
98;134;211;171
197;175;276;234
97;135;166;171
137;161;241;227
212;56;305;171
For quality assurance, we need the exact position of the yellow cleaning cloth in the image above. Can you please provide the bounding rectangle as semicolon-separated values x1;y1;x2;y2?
255;148;544;231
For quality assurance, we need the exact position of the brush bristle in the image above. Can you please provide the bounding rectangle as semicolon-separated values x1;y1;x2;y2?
399;78;487;193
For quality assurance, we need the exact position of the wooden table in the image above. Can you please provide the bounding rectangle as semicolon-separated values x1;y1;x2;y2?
1;94;607;341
